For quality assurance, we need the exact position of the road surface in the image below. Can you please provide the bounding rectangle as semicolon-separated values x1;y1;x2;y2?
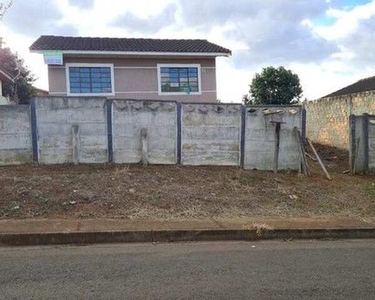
0;240;374;299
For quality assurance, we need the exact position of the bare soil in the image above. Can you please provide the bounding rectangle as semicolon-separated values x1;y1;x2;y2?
1;144;374;220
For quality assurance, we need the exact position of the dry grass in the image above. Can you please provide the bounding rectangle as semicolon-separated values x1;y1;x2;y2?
0;144;374;221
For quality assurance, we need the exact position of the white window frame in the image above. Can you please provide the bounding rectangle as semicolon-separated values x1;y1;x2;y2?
66;63;115;96
157;64;202;96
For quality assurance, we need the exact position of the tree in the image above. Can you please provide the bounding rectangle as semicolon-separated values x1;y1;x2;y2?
248;66;302;105
0;46;36;104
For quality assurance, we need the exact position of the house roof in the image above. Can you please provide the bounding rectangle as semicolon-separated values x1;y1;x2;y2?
0;67;15;83
323;76;375;98
30;35;232;56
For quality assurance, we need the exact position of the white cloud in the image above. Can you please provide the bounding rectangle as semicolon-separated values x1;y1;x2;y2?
314;0;375;40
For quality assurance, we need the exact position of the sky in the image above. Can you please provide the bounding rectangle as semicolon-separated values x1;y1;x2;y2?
1;0;375;102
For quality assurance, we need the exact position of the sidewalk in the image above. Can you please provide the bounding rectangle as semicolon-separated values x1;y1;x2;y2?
1;217;375;246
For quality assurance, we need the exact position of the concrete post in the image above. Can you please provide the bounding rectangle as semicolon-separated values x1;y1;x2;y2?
240;105;246;168
177;102;182;164
141;128;148;167
363;114;369;175
106;100;113;163
30;98;39;164
349;115;356;173
72;124;80;165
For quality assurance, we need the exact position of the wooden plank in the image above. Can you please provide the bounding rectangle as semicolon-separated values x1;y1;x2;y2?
306;138;332;180
305;152;316;162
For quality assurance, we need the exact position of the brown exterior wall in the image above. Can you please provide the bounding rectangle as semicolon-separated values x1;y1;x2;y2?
304;91;375;149
48;56;217;102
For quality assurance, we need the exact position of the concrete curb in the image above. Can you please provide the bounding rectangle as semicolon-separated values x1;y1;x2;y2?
1;228;375;246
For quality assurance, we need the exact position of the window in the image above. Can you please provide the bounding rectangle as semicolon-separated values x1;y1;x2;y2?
66;64;114;95
158;64;201;95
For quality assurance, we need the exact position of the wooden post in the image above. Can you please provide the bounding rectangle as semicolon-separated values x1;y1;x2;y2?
294;127;309;177
141;128;148;167
306;138;332;180
72;124;80;165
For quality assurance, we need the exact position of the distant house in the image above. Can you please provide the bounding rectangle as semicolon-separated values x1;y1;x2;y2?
0;67;14;105
323;76;375;98
30;35;231;102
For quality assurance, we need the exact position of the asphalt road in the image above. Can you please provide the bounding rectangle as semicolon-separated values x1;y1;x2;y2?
0;240;374;299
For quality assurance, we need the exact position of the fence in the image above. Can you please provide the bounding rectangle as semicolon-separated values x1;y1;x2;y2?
0;97;305;170
349;114;375;174
304;92;375;149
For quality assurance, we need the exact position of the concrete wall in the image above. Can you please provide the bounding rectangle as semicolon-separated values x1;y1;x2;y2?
0;105;32;165
305;91;375;149
112;100;177;164
48;56;217;102
244;106;302;170
0;96;10;105
0;97;304;171
36;97;108;164
369;116;375;173
349;114;375;174
181;103;241;165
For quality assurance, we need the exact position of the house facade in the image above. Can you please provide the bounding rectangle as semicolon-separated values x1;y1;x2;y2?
30;36;231;102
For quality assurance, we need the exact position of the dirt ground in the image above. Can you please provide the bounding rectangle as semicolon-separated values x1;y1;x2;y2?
0;144;374;220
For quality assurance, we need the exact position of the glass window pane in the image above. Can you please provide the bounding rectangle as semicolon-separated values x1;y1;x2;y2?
159;66;199;94
69;66;112;94
70;83;80;88
70;77;80;83
102;87;112;93
80;72;90;78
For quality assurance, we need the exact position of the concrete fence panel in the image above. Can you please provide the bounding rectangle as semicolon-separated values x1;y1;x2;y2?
0;97;305;171
351;114;375;174
181;103;242;166
0;105;32;165
244;106;302;170
112;100;177;164
35;97;108;164
369;116;375;172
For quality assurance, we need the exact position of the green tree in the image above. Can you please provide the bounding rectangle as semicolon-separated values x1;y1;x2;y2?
248;66;302;105
0;46;36;104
